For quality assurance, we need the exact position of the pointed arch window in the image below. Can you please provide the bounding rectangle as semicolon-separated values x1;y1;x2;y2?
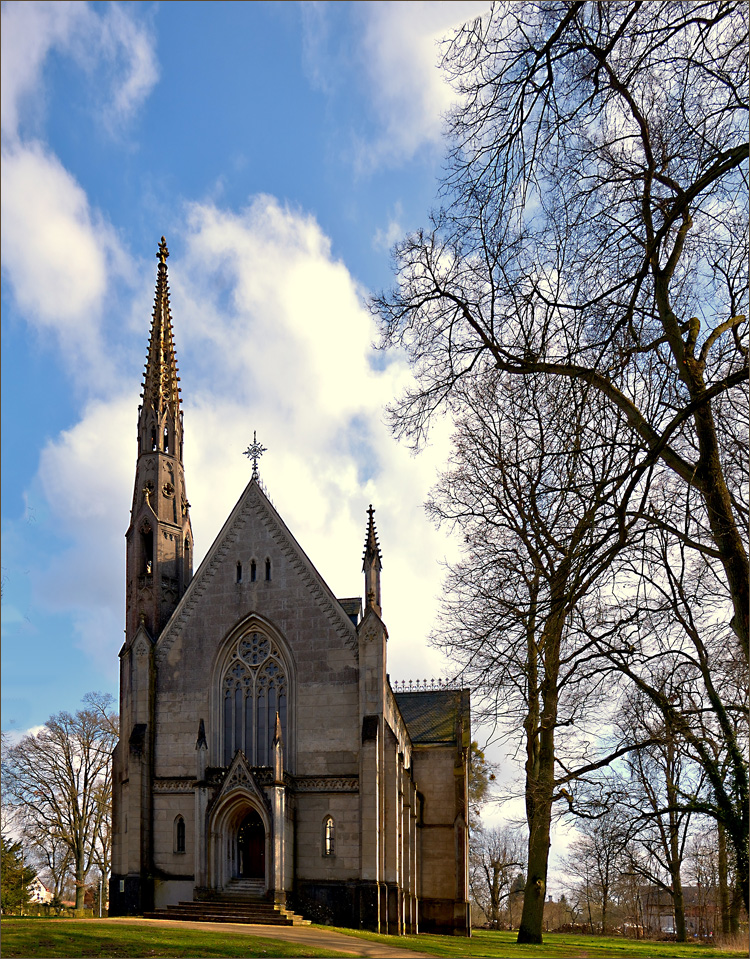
265;558;271;581
175;816;186;854
250;561;257;582
323;816;335;856
141;523;154;577
222;630;287;767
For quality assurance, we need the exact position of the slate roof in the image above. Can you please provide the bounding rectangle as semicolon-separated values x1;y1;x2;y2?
338;597;362;617
394;689;468;744
338;597;362;625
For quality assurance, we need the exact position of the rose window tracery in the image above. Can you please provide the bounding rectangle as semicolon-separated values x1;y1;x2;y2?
222;630;287;766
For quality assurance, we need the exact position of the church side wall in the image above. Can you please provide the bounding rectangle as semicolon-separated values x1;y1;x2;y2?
413;744;470;935
152;790;194;879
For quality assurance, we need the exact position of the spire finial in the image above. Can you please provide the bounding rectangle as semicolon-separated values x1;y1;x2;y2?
243;430;267;480
157;236;169;264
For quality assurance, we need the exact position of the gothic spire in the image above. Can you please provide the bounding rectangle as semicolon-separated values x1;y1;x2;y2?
127;237;193;643
142;237;181;416
362;504;382;614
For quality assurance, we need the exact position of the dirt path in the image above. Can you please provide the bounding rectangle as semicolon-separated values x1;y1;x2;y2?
107;917;437;958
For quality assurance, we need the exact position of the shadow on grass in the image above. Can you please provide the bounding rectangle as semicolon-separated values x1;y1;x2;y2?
0;918;351;959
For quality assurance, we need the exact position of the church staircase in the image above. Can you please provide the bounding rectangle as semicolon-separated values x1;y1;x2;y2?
144;882;311;925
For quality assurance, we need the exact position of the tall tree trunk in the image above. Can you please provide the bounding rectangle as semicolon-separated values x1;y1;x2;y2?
517;605;563;944
719;822;743;937
665;738;686;942
75;853;86;913
517;781;553;943
717;823;730;937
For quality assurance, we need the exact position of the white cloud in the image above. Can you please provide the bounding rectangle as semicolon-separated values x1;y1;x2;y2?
0;141;127;389
0;1;156;391
357;1;490;166
0;1;83;142
34;394;135;677
1;0;158;142
373;202;405;252
93;3;159;128
32;196;460;686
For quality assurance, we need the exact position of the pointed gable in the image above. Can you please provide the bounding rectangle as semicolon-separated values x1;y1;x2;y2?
156;478;357;665
216;750;270;810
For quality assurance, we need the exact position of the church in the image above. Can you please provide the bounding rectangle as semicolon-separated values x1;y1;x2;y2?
109;239;471;935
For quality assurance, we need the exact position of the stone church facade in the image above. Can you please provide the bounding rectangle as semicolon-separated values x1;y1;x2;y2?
109;239;471;935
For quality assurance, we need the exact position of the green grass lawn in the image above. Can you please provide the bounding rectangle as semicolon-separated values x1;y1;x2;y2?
0;918;351;958
1;918;745;959
322;926;746;958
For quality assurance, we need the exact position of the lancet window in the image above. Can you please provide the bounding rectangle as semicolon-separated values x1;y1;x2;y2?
222;630;287;767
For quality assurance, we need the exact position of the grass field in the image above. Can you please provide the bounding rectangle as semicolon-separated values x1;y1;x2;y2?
1;918;745;958
326;926;747;958
0;918;351;958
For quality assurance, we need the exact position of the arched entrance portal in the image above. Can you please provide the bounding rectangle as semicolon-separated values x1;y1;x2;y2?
237;809;265;879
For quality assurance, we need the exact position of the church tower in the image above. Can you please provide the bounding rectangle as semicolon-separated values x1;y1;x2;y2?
125;237;193;642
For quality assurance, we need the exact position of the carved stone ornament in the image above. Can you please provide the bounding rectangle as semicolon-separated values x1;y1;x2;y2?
162;482;175;497
134;638;149;658
153;778;193;793
217;751;272;814
295;776;359;793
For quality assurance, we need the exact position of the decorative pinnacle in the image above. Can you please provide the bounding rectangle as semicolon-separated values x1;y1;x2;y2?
362;504;382;569
157;237;169;264
243;430;267;480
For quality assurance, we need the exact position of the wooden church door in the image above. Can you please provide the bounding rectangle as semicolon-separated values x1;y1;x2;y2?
237;810;265;879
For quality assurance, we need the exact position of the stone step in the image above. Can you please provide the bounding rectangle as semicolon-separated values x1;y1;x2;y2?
144;897;311;926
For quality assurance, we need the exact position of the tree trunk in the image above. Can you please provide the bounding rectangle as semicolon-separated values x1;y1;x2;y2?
517;607;562;944
665;737;686;942
517;789;552;943
717;823;730;937
75;850;86;913
671;865;686;942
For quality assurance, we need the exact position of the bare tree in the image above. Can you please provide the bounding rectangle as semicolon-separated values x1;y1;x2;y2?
374;3;748;939
606;688;704;941
563;808;629;934
4;693;117;913
429;371;649;939
470;824;527;927
23;819;74;907
595;511;749;909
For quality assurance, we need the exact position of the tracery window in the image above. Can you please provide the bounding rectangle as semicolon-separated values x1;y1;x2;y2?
222;630;287;767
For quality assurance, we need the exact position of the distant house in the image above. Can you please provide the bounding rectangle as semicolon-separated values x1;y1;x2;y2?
27;877;52;904
638;884;719;938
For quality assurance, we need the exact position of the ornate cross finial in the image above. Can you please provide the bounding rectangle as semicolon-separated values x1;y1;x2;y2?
157;236;169;264
243;430;267;480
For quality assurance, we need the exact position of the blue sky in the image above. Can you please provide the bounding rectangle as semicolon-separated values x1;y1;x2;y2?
1;1;494;736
